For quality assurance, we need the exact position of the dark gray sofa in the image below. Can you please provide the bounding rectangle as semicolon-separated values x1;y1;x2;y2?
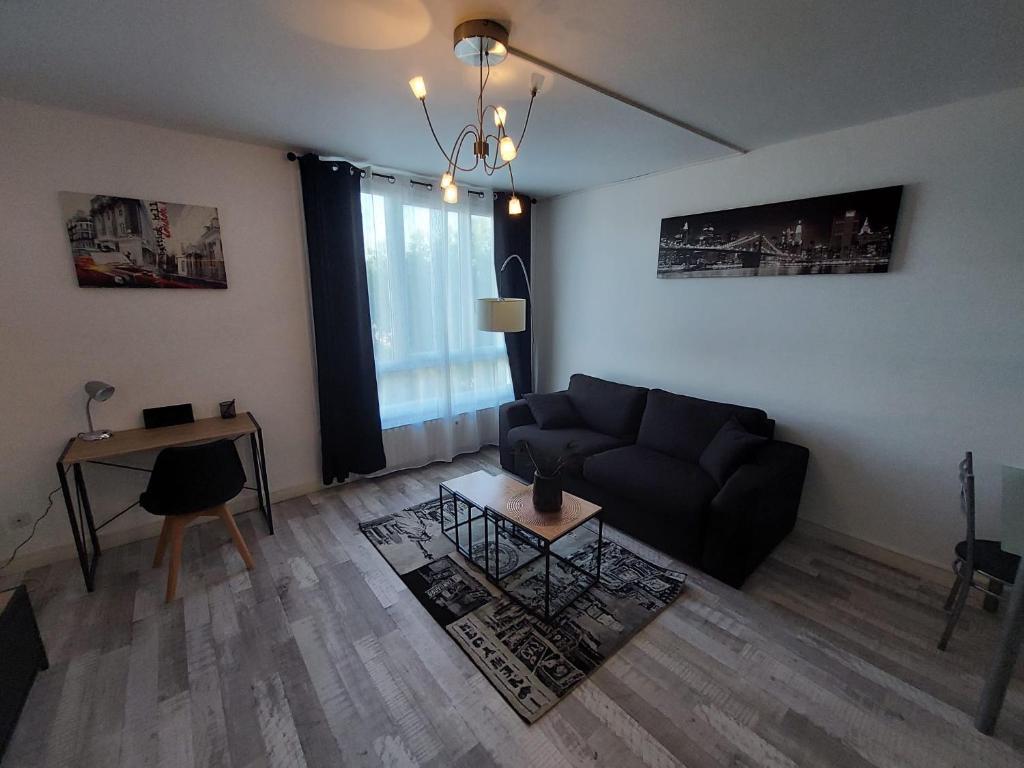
498;373;809;587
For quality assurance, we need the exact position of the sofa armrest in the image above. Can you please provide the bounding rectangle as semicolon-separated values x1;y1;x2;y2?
701;440;809;588
498;399;535;472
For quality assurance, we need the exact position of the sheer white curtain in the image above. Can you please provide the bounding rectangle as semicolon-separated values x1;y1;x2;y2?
361;173;514;470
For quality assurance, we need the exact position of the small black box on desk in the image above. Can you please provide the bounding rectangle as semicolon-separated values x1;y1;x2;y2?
143;403;195;429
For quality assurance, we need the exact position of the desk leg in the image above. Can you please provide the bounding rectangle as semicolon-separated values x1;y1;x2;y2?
249;432;269;530
57;462;95;592
256;426;273;534
73;463;101;557
976;556;1024;734
248;424;273;535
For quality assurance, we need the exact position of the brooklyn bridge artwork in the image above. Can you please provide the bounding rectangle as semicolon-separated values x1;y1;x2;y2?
60;192;227;288
657;186;903;279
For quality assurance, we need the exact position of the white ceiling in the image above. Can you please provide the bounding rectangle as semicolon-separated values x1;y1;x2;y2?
2;0;1023;196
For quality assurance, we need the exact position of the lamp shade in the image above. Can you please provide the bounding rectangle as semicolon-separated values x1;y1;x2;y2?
477;298;526;332
84;380;115;401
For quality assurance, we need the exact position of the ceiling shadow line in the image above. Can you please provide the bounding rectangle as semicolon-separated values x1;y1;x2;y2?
508;45;747;155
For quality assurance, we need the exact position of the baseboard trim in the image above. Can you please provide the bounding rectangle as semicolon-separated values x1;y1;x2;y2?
794;518;951;585
7;483;952;588
4;480;324;575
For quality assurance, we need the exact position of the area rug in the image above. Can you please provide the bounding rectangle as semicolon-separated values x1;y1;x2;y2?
360;496;687;722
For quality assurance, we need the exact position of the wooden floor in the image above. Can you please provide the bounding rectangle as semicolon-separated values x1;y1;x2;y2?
3;448;1023;767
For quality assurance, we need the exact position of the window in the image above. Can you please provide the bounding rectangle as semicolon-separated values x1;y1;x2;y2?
361;178;514;429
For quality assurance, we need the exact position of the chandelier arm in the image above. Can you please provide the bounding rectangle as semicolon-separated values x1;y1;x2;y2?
478;52;492;133
481;87;535;173
421;100;456;165
449;125;482;173
480;133;500;173
515;91;537;151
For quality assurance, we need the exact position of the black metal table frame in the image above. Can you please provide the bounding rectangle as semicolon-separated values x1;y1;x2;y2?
438;482;492;572
437;481;603;623
483;507;603;623
56;414;273;593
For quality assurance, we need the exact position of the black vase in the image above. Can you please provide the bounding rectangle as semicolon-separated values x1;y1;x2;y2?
532;471;562;513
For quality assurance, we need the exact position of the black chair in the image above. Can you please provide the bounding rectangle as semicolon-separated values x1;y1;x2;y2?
938;451;1020;650
140;439;255;603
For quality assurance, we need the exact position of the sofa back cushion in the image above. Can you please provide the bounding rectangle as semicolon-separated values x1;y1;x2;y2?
567;374;648;439
524;391;581;430
637;389;770;463
699;417;769;487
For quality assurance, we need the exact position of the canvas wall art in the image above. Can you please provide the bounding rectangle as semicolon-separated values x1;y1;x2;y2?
657;185;903;278
60;192;227;288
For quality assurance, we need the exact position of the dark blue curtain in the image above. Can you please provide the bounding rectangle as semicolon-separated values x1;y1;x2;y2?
298;155;386;483
493;192;533;399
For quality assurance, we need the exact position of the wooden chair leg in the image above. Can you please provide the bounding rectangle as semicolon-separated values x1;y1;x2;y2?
153;518;171;568
165;518;187;603
216;505;255;570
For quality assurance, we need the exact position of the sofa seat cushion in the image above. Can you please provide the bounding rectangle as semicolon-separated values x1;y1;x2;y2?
567;374;648;440
583;445;719;516
638;388;771;463
507;425;629;472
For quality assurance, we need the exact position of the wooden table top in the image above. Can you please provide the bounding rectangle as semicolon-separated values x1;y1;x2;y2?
61;412;258;466
442;470;601;542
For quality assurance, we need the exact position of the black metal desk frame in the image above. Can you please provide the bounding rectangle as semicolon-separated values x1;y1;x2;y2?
56;414;273;593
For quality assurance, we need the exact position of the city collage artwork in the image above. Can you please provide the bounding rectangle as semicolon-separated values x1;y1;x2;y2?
60;192;227;289
658;185;904;278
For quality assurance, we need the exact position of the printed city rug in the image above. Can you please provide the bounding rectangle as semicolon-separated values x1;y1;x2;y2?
359;494;687;722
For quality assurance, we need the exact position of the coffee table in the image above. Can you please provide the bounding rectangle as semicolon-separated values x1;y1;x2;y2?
439;470;603;622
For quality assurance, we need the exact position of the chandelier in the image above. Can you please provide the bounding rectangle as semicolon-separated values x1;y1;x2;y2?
409;19;541;215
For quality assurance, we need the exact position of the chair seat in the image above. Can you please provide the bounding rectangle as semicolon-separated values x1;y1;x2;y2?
956;539;1021;584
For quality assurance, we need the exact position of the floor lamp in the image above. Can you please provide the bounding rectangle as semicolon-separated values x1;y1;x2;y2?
477;254;533;393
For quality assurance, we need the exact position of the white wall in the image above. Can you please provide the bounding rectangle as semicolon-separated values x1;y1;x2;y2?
534;87;1024;567
0;98;321;566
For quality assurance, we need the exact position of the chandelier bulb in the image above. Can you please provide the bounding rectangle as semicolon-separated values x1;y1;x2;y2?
409;76;427;100
493;106;507;128
443;183;459;204
440;172;453;189
508;196;522;216
499;136;517;162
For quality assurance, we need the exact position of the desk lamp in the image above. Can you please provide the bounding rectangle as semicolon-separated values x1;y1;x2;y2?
80;380;115;441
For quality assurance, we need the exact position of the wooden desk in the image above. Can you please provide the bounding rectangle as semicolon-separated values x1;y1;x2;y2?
56;412;273;592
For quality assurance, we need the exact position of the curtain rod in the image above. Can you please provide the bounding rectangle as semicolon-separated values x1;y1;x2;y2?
286;152;537;203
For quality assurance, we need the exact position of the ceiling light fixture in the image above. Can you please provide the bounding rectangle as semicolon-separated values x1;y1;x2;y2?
409;19;541;216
